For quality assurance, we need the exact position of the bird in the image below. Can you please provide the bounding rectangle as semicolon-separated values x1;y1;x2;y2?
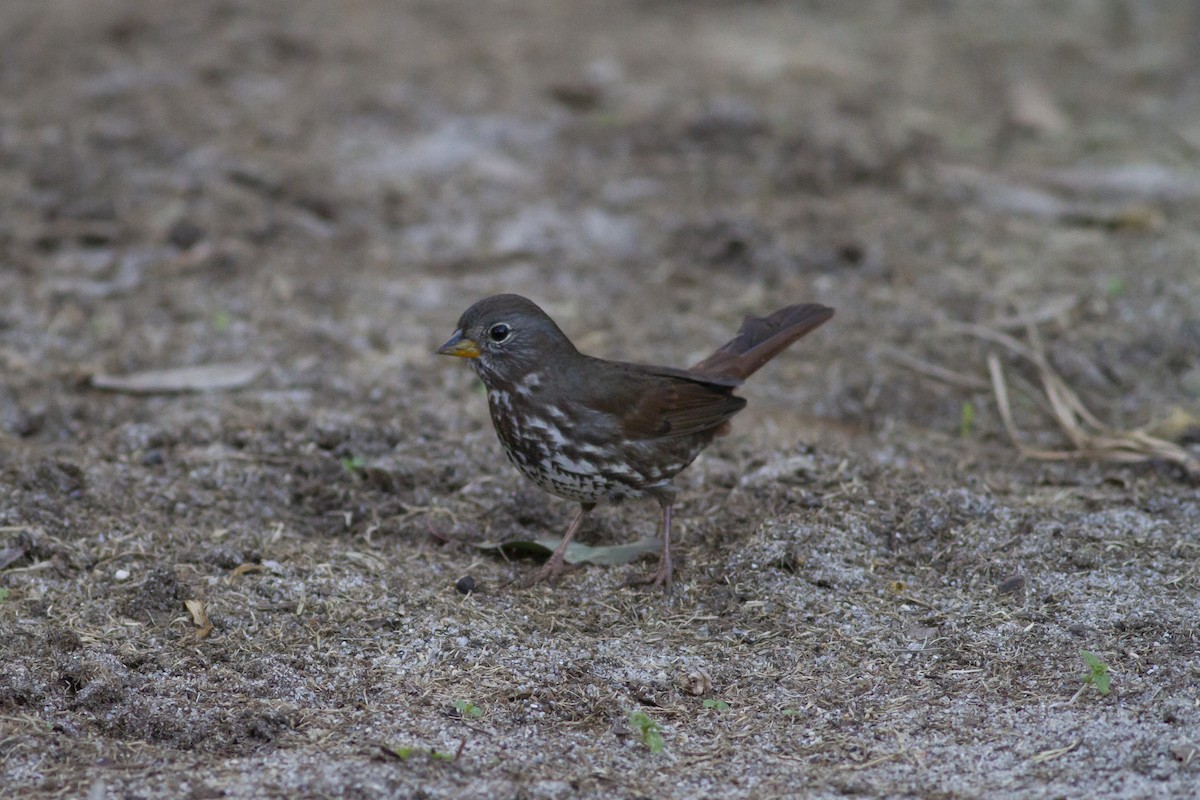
437;293;833;589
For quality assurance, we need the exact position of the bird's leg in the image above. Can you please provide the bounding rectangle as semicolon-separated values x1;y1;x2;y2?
526;502;594;586
628;497;674;590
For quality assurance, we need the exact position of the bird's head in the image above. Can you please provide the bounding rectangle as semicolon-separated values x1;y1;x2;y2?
437;294;577;383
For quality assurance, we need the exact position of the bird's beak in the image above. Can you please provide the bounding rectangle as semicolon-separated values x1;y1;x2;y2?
437;330;481;359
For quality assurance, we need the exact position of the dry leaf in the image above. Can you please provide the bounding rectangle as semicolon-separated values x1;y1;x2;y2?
230;562;266;578
1150;407;1200;441
0;545;27;570
184;599;214;639
1007;76;1068;135
681;669;713;696
92;363;263;394
1038;164;1200;201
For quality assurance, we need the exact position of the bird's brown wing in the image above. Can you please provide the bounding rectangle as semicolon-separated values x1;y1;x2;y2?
581;361;747;440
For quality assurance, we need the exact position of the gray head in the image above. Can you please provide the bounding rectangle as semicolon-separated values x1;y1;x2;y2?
437;294;578;382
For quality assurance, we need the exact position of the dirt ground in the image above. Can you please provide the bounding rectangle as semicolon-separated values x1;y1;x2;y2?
2;1;1199;798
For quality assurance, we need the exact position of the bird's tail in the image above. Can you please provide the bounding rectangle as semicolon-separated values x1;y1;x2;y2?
690;303;834;381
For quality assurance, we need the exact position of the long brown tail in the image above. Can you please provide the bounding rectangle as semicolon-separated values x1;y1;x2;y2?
690;303;834;381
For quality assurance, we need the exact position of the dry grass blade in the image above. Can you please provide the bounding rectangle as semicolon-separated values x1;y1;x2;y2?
883;346;990;391
988;296;1079;331
945;321;1035;361
1031;740;1080;764
981;322;1199;479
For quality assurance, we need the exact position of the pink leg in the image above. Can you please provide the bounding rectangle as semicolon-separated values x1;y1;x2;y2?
525;503;593;586
628;500;674;590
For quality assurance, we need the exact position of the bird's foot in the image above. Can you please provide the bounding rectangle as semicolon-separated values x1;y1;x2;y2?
522;552;579;587
625;557;673;592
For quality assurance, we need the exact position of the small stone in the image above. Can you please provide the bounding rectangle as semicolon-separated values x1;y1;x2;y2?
167;219;205;249
114;568;131;582
997;575;1026;595
455;575;476;595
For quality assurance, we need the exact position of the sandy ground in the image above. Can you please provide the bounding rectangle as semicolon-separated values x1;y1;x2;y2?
2;1;1199;798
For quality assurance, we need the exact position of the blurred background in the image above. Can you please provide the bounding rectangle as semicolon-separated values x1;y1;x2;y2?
3;0;1198;443
2;3;1200;797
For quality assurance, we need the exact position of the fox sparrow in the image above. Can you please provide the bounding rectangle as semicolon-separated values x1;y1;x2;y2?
438;294;833;589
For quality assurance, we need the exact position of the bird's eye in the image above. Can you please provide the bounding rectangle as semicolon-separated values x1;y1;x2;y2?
488;323;511;343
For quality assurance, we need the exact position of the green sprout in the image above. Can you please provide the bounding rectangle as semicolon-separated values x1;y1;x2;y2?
341;455;366;473
1080;650;1111;696
0;587;9;602
959;401;976;438
628;710;664;754
1105;277;1126;297
702;699;729;711
380;743;458;763
383;744;416;761
454;700;483;719
212;310;233;333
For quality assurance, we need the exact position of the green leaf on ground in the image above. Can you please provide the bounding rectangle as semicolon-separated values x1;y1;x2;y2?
629;711;664;754
476;537;661;566
960;401;976;437
379;743;458;763
454;700;483;719
380;744;416;761
1080;650;1111;695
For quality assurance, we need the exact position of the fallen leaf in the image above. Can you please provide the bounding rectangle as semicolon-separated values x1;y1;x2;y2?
934;164;1166;229
681;669;713;696
1150;407;1200;441
1037;163;1200;201
905;625;940;641
476;537;662;566
1170;743;1197;766
738;454;817;488
184;599;214;639
91;363;263;394
0;545;27;570
1007;76;1068;135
